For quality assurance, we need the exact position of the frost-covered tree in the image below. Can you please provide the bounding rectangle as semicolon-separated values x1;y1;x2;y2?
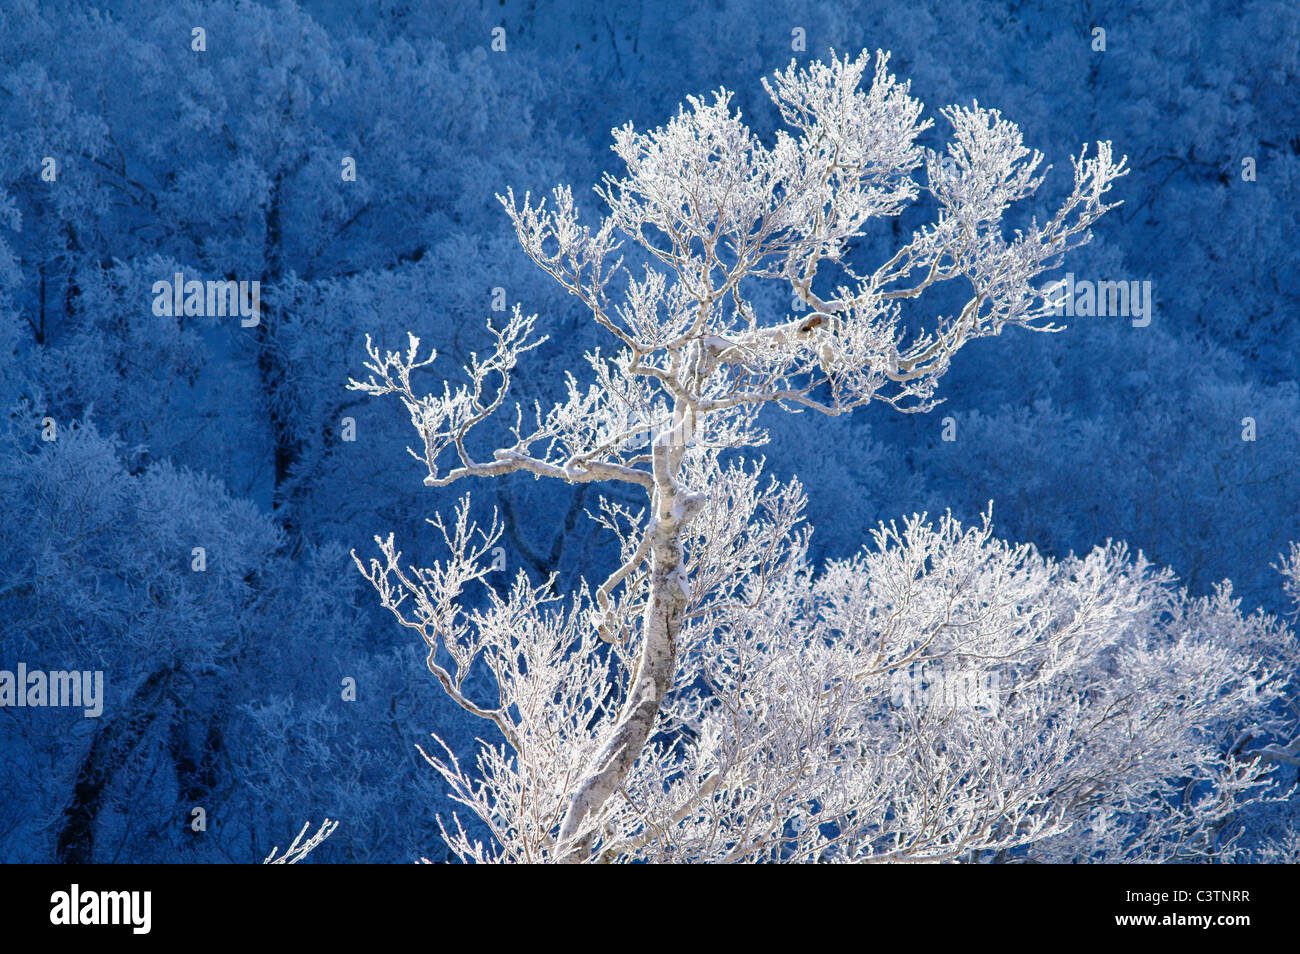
353;50;1293;863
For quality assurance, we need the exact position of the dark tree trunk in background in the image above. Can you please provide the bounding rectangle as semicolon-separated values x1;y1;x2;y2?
258;170;304;541
56;668;172;863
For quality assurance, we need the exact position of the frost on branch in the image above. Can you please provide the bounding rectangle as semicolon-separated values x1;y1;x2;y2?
352;50;1128;498
345;50;1291;864
356;465;1295;862
263;819;339;864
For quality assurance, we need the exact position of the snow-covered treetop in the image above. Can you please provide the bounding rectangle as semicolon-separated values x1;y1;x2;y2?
351;50;1126;499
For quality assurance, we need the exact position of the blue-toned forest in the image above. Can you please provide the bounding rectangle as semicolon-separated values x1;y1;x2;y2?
0;0;1297;862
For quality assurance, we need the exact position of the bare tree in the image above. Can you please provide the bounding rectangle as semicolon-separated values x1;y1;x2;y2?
350;51;1293;862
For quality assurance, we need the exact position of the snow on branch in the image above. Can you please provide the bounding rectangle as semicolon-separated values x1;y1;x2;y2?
263;819;340;864
350;50;1291;864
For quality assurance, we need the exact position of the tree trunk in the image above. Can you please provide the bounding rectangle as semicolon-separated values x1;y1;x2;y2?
555;406;701;861
56;667;172;863
257;170;303;540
